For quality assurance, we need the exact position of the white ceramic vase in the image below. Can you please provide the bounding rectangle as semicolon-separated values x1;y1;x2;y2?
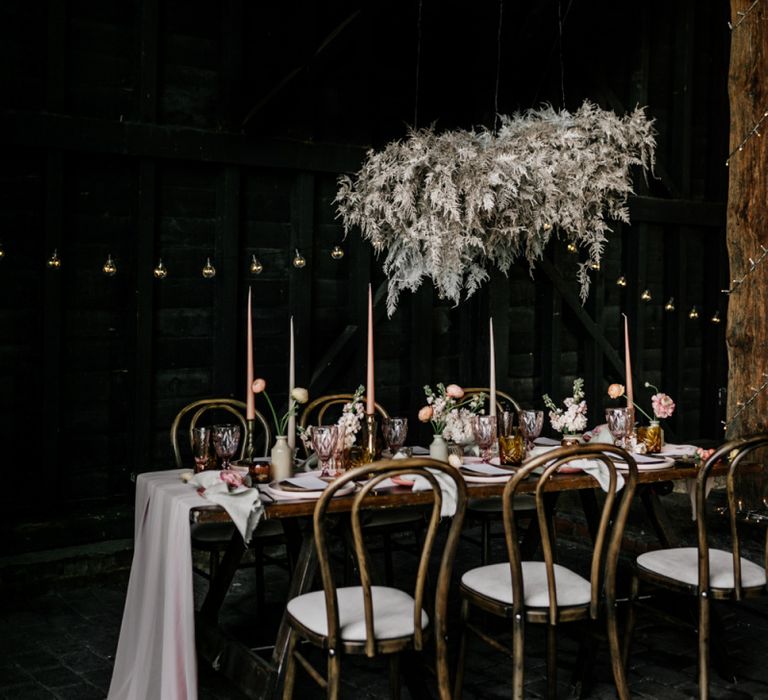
270;435;293;481
429;434;449;462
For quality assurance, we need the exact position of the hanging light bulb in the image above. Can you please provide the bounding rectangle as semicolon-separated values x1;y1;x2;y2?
711;310;722;324
567;242;578;253
0;242;5;261
688;305;699;320
641;288;652;301
542;223;552;231
292;249;306;269
249;254;263;275
331;244;344;260
47;249;61;269
202;257;216;279
103;254;117;276
153;258;168;279
590;260;600;270
616;275;627;287
664;297;675;312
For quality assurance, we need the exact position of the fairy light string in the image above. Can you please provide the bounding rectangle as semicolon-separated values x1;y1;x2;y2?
721;244;768;295
728;0;761;30
723;373;768;430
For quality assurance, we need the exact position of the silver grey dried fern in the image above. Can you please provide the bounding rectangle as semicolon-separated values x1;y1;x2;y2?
335;101;656;316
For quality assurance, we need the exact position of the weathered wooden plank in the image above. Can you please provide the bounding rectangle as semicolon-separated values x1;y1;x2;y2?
290;172;315;387
138;0;158;122
0;111;366;173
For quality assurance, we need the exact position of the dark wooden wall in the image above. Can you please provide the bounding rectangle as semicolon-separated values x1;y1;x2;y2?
0;0;730;538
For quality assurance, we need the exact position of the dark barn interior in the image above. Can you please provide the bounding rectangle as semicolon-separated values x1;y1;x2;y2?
3;0;768;698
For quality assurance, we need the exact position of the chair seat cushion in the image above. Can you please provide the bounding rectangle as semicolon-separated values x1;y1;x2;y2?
287;586;429;641
461;562;591;608
467;495;536;514
637;547;766;590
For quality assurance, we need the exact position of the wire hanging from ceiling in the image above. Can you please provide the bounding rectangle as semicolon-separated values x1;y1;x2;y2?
493;0;504;132
414;0;423;129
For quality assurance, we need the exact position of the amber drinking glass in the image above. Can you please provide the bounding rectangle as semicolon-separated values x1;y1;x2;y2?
497;411;526;466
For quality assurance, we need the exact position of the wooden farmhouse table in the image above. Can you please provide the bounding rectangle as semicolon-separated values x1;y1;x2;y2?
192;458;721;699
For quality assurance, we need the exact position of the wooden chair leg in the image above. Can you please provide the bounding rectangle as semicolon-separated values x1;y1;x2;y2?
698;592;710;700
546;624;557;700
327;653;342;700
622;574;639;669
512;613;525;700
452;598;470;700
389;653;401;700
570;620;597;699
607;601;630;700
281;630;298;700
481;519;491;565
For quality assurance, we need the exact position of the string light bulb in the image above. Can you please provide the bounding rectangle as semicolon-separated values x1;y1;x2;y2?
567;242;578;253
249;255;263;275
664;297;675;312
202;258;216;279
589;260;600;270
103;254;117;276
292;249;306;269
688;305;699;320
641;288;652;302
616;275;627;287
0;242;5;261
711;310;721;324
331;245;344;260
47;249;61;269
153;258;168;279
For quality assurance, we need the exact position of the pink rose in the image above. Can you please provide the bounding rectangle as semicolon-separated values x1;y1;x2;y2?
651;393;675;419
696;447;715;463
252;378;266;394
607;383;625;400
220;470;244;488
446;384;464;399
418;405;433;422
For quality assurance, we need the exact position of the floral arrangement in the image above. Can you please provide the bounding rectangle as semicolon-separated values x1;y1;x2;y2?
336;385;366;449
335;101;656;316
251;378;309;435
418;383;485;438
607;381;675;422
543;378;588;435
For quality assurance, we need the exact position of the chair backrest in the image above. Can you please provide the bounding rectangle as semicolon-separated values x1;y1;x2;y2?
312;458;466;667
502;444;638;624
463;387;521;413
299;393;390;429
696;432;768;599
170;398;271;468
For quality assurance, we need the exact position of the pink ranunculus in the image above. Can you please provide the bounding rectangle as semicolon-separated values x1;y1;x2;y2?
252;378;266;394
220;470;244;488
696;447;715;462
607;383;625;400
446;384;464;399
418;405;433;423
651;393;675;419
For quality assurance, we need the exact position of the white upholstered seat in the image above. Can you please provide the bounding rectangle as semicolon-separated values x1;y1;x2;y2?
287;585;428;642
637;547;766;590
461;561;592;608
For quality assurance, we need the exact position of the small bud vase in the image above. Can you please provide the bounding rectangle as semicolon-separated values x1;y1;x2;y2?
270;435;293;481
641;420;663;453
429;434;449;462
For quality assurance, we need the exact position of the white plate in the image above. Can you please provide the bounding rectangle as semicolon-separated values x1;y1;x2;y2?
614;456;675;471
262;479;356;501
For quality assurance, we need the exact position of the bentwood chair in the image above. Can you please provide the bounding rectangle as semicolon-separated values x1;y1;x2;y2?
281;458;467;700
300;394;421;585
454;444;638;700
171;398;287;610
624;433;768;700
461;389;535;564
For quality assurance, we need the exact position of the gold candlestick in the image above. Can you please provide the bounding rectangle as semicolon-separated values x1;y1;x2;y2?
244;418;256;461
361;413;381;464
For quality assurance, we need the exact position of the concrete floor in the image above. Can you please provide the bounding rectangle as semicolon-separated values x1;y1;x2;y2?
2;492;768;699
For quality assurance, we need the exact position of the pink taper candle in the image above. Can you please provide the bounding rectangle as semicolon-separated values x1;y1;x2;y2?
489;317;497;417
287;316;296;450
623;313;634;409
246;288;255;420
366;284;375;415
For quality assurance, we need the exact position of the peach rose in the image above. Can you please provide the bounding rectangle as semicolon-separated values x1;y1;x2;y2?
251;378;266;394
418;405;433;422
446;384;464;399
607;383;625;400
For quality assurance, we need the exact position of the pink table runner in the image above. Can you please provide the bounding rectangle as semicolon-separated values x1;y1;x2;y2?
108;470;208;700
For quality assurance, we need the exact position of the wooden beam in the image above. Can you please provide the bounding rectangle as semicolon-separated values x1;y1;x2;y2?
219;0;244;130
539;258;625;379
138;0;159;122
585;263;605;427
290;173;315;388
214;166;241;396
46;0;67;112
537;252;562;404
0;111;366;174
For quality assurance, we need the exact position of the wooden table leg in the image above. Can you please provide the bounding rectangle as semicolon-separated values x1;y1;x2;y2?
640;484;680;548
200;527;246;622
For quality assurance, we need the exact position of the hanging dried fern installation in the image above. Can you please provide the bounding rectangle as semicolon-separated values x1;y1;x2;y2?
335;101;656;316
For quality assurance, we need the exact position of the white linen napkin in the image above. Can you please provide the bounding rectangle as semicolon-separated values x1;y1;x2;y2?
525;445;624;493
188;471;264;545
411;468;458;517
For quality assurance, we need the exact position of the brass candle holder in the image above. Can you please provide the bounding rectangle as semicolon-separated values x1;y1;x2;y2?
361;413;381;464
244;418;256;461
